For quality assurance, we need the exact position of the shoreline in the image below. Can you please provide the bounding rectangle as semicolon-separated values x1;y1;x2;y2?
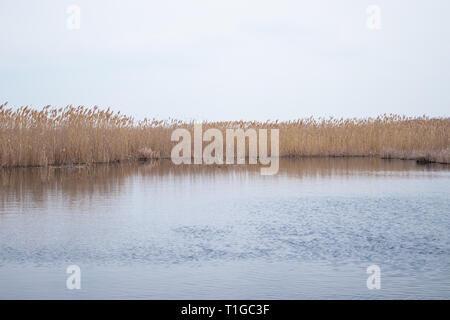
1;154;448;170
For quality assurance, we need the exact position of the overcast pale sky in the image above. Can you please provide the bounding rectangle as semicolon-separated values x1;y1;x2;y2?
0;0;449;120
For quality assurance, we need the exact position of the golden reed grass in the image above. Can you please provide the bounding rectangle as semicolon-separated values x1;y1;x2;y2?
1;102;449;167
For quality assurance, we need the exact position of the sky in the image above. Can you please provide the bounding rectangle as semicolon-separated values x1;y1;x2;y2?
0;0;449;121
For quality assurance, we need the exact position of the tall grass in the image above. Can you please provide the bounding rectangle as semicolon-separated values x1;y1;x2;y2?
1;103;449;167
0;103;176;167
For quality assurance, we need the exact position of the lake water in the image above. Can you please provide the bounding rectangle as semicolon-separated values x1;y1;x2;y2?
0;158;449;299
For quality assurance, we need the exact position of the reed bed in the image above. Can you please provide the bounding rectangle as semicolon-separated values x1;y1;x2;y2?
0;103;449;167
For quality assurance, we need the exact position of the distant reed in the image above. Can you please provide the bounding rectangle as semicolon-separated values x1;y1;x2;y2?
0;103;449;167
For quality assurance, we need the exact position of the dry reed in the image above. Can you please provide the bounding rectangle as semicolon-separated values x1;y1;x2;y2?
1;102;449;167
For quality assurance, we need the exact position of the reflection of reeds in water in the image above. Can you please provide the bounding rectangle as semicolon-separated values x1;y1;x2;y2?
1;158;447;205
1;103;449;167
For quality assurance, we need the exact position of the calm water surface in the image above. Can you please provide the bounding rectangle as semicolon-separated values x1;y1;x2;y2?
0;158;449;299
